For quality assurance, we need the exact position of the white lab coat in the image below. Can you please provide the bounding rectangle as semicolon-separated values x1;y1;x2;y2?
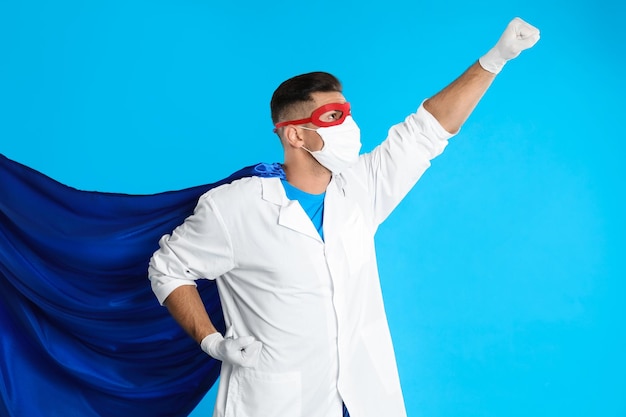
149;103;453;417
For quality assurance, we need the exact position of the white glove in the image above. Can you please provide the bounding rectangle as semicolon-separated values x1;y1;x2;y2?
200;326;262;368
479;17;540;74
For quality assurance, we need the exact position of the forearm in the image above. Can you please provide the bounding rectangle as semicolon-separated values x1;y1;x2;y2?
424;18;540;134
163;285;218;344
423;61;495;134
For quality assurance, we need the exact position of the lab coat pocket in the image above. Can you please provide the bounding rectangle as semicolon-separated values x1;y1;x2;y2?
228;368;302;417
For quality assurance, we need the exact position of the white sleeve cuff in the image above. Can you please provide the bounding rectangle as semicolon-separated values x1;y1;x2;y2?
149;275;197;306
416;100;457;141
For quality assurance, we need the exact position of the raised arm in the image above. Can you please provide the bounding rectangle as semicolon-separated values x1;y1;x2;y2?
424;17;540;133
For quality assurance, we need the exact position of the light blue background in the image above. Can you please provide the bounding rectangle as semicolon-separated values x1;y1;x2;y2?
1;1;624;416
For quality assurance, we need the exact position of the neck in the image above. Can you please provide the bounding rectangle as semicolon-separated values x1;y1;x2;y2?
282;159;331;194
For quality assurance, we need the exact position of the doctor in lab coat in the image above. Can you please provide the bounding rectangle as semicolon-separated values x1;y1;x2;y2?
149;18;539;417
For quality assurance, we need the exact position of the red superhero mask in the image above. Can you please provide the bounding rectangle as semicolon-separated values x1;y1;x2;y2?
274;102;351;132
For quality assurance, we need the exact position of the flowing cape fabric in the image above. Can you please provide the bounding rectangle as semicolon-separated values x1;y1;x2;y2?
0;154;285;417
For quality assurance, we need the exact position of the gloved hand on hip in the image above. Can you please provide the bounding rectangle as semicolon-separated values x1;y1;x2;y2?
201;326;262;368
479;17;540;74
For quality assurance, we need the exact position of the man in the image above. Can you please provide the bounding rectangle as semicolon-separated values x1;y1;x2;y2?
149;17;540;417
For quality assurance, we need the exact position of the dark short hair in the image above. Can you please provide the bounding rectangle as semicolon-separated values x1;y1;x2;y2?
270;71;342;125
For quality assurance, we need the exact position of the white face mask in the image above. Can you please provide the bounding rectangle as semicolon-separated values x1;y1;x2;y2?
302;116;362;174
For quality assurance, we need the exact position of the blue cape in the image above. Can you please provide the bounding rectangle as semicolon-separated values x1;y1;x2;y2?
0;154;285;417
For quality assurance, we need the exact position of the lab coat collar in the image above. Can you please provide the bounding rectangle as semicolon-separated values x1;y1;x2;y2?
261;177;324;243
322;174;356;243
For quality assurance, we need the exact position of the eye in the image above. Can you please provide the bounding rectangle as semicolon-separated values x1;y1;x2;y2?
323;110;343;122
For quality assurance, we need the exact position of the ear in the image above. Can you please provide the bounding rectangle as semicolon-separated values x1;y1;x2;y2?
283;125;305;149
